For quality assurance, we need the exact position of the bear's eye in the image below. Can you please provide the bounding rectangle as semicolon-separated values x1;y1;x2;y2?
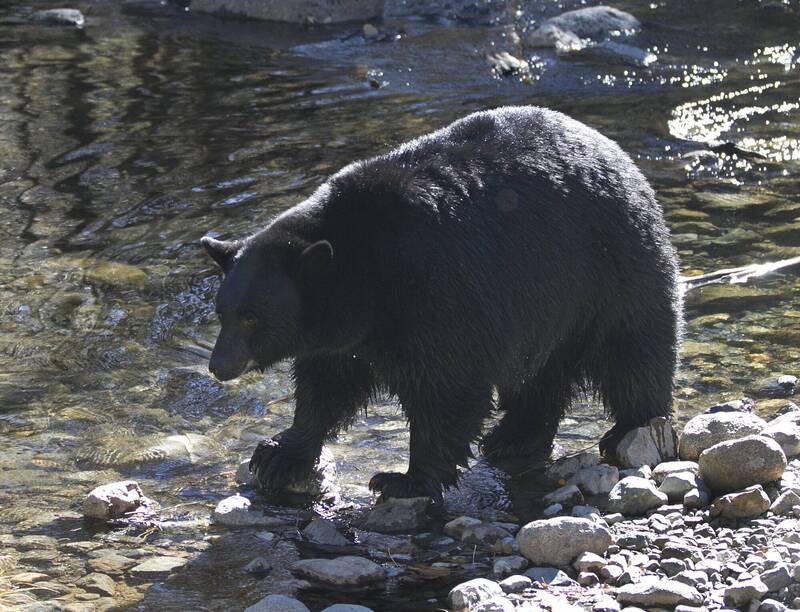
241;313;258;327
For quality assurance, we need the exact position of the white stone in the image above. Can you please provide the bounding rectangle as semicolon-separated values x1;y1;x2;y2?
616;418;678;468
129;556;187;577
652;461;700;485
658;471;700;502
607;476;668;515
679;412;767;460
545;451;600;483
84;481;146;520
321;606;373;612
567;464;619;496
443;516;482;539
493;555;528;576
516;517;612;566
211;494;285;528
763;411;800;457
448;577;504;610
770;490;800;515
542;484;583;507
498;574;531;594
616;576;703;607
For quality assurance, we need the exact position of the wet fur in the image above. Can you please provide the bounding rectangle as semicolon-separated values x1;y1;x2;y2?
209;106;684;504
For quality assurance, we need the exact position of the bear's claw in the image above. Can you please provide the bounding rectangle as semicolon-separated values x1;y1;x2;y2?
249;438;315;492
368;471;444;505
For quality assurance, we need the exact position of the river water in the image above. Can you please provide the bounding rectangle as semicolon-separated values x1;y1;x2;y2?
0;0;799;609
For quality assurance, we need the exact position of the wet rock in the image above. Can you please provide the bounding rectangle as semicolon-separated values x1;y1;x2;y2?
769;490;800;514
75;573;116;596
498;574;531;594
616;418;678;467
762;411;800;457
543;484;583;507
492;555;528;576
243;556;271;578
679;411;767;460
292;556;385;586
443;516;482;539
543;503;562;517
356;530;417;555
751;375;797;399
577;42;656;67
87;554;137;575
130;556;187;578
448;577;504;610
31;8;85;27
607;476;668;515
615;576;703;607
652;461;700;484
211;494;286;528
362;23;378;38
707;398;754;414
699;435;786;493
516;517;612;566
245;594;310;612
545;451;600;482
524;567;576;586
463;523;513;550
567;464;619;496
190;0;384;23
486;52;529;77
724;577;770;607
303;518;349;546
321;606;374;612
710;485;771;519
83;481;149;521
526;5;639;50
525;23;584;52
658;471;700;502
362;497;430;533
572;505;602;520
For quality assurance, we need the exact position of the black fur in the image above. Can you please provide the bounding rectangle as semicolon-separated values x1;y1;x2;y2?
203;106;683;504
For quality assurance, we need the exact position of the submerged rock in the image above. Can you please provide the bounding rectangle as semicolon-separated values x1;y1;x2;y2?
516;517;612;566
751;375;797;399
362;496;430;533
245;594;310;612
679;411;767;460
31;8;85;27
699;435;786;493
129;556;187;578
486;52;530;77
302;518;349;546
292;556;385;586
190;0;384;23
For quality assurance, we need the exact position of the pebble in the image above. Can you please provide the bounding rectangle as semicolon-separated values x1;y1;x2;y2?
699;435;787;493
751;375;797;399
516;517;612;566
448;577;504;610
607;476;669;515
362;23;378;38
292;556;385;586
543;503;562;516
243;556;271;577
680;412;768;460
303;518;349;546
486;52;530;77
245;594;310;612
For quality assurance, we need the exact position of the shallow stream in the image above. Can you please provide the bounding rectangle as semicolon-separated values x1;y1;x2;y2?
1;0;799;609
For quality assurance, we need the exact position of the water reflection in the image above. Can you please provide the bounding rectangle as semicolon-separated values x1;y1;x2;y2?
0;0;799;608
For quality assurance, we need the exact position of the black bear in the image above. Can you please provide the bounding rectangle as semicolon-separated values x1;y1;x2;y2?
202;106;683;504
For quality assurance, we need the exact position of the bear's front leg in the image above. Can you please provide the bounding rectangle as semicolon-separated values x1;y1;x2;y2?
250;355;374;492
369;381;492;505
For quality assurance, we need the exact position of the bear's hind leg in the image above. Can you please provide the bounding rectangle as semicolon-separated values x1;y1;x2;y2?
369;380;492;505
480;361;578;469
250;354;374;491
592;316;678;461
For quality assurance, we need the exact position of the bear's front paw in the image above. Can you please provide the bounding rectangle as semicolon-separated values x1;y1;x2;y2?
249;437;316;492
368;471;444;505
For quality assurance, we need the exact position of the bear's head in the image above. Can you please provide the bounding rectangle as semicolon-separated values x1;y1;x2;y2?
201;234;333;381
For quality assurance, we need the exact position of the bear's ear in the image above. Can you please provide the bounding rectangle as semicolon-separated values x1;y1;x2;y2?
202;236;240;273
299;240;334;278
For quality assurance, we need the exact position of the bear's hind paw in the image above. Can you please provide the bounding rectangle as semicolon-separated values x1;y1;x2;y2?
368;471;443;505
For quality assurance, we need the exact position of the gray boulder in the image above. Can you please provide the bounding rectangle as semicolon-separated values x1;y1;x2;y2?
769;489;800;515
448;577;504;610
652;461;699;484
526;5;640;49
762;411;800;457
698;435;786;493
679;411;767;460
615;417;678;468
190;0;384;23
545;451;599;482
710;485;771;519
724;578;770;607
567;464;619;496
516;517;612;566
302;518;349;546
658;471;700;502
362;497;430;534
616;577;703;607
